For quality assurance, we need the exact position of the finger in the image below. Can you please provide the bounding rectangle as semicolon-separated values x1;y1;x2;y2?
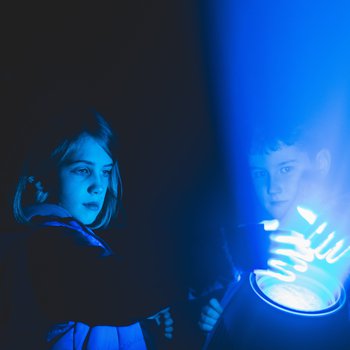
326;243;350;263
149;315;161;326
309;229;346;251
271;247;313;260
165;326;174;333
261;219;280;231
307;221;328;241
268;250;313;273
202;306;221;320
147;312;159;320
164;333;173;339
270;232;309;248
164;318;173;326
268;254;295;267
198;321;214;332
296;206;318;225
161;307;170;313
208;298;223;314
200;314;218;326
162;311;171;319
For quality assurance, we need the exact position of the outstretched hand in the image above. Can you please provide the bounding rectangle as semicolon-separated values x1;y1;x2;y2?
302;206;350;263
255;204;350;282
198;298;223;332
254;219;313;282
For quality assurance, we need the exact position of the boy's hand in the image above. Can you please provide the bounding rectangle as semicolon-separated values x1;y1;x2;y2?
287;205;350;263
198;298;223;332
255;205;350;282
304;208;350;263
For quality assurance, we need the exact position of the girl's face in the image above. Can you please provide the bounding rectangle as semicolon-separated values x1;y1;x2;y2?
57;135;113;225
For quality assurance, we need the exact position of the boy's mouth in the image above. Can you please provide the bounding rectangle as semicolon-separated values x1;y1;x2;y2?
270;200;289;206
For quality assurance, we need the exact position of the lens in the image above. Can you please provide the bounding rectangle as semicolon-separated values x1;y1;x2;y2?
250;272;346;316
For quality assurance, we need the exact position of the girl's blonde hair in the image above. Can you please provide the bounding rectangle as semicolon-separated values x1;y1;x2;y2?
13;107;122;229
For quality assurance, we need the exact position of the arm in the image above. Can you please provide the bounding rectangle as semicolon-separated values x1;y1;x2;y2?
27;225;170;326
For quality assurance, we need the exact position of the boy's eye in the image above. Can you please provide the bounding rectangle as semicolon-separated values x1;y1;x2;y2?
280;166;294;174
252;169;267;178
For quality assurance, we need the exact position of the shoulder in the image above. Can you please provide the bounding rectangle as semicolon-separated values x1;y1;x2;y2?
28;216;113;257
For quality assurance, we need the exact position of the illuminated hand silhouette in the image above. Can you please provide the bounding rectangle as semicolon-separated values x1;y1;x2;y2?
300;206;350;264
148;307;174;339
254;205;350;282
198;298;223;332
254;219;313;282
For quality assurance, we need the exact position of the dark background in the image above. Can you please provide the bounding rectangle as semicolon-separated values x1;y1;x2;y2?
0;1;232;299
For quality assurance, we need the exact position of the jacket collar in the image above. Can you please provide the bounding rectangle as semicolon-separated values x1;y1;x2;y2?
23;204;72;221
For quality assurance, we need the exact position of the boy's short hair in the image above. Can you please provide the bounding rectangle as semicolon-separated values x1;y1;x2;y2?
249;117;328;157
14;107;122;229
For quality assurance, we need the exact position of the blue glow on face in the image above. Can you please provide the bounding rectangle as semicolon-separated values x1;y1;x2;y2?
58;135;113;225
249;145;315;222
207;0;350;226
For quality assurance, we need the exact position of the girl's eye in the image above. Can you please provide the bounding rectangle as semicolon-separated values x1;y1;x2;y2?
102;169;112;177
280;166;294;174
74;168;90;175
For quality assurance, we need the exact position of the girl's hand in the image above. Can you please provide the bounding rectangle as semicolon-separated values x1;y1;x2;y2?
198;298;223;332
148;307;174;339
161;307;174;339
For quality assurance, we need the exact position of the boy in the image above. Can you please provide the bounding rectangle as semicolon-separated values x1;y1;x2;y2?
248;121;331;227
199;117;348;335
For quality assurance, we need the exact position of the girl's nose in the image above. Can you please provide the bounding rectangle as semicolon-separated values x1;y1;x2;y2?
89;175;104;194
90;184;104;194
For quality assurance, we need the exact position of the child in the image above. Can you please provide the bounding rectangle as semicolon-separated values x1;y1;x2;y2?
199;117;346;334
10;107;172;350
247;120;332;227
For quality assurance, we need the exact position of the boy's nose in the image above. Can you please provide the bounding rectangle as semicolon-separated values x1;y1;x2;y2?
267;176;282;194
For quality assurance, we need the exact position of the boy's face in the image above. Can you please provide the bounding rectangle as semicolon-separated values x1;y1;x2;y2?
57;135;113;225
249;144;315;221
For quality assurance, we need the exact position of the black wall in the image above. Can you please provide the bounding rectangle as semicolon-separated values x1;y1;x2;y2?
0;1;228;297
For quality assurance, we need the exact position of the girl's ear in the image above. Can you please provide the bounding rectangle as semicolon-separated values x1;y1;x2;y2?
315;148;331;176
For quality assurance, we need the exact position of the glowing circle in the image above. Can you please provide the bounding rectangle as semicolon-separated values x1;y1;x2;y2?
263;282;326;311
250;273;346;316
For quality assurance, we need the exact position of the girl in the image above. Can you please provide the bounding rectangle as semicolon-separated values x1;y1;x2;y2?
12;108;172;350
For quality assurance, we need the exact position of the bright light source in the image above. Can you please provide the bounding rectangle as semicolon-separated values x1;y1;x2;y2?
297;206;318;225
250;273;345;316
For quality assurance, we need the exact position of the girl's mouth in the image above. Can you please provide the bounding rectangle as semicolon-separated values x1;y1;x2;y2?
83;202;100;211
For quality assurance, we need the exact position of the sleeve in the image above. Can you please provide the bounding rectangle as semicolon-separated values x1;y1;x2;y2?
27;226;171;326
226;224;270;271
